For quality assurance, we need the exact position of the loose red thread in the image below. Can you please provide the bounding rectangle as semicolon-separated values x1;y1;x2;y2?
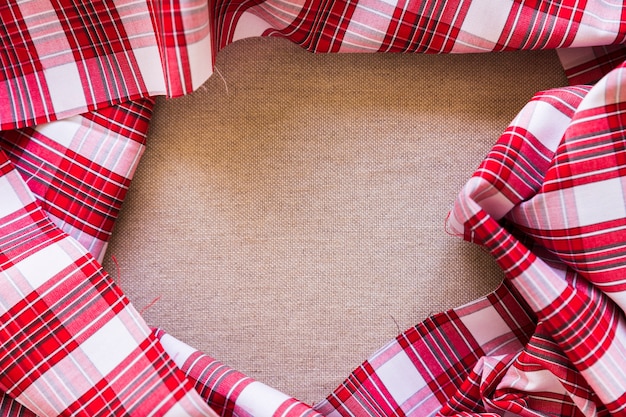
111;255;121;284
140;296;162;315
443;210;464;238
110;255;162;316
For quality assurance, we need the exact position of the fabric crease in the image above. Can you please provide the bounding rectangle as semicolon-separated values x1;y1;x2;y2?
1;0;626;416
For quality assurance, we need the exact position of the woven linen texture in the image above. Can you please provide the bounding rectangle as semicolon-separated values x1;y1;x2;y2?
0;0;625;416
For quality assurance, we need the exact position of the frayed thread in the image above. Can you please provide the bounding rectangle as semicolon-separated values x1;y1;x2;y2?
109;256;162;316
140;296;162;315
213;66;229;95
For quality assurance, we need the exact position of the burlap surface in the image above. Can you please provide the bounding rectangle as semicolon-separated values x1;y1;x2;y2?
103;37;568;404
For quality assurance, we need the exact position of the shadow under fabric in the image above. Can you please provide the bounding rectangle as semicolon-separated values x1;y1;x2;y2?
0;1;626;416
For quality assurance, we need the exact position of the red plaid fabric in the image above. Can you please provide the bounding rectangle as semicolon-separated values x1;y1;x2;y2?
155;330;324;417
1;0;626;416
0;150;217;416
0;99;154;262
2;0;626;130
149;0;214;96
316;283;537;416
316;61;626;416
558;45;626;85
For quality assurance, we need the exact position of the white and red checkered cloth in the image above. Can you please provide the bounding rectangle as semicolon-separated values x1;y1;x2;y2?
1;0;626;416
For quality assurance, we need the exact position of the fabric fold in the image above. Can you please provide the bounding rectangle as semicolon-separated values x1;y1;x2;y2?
155;50;626;415
2;1;626;130
0;98;155;262
156;330;324;417
315;60;626;416
1;0;626;416
0;150;217;416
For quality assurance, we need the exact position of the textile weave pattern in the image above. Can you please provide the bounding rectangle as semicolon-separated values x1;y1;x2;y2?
0;149;216;416
0;0;626;416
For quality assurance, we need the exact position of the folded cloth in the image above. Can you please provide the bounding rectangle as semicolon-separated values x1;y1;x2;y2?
0;99;154;262
2;0;625;130
0;141;217;416
1;0;626;416
155;330;324;417
316;59;626;416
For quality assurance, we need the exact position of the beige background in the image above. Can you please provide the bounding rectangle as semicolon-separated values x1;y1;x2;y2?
102;37;568;405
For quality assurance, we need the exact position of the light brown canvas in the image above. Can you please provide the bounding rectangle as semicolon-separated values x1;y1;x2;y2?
103;37;569;404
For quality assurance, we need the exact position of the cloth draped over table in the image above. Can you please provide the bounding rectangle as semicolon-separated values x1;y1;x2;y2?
1;0;626;416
